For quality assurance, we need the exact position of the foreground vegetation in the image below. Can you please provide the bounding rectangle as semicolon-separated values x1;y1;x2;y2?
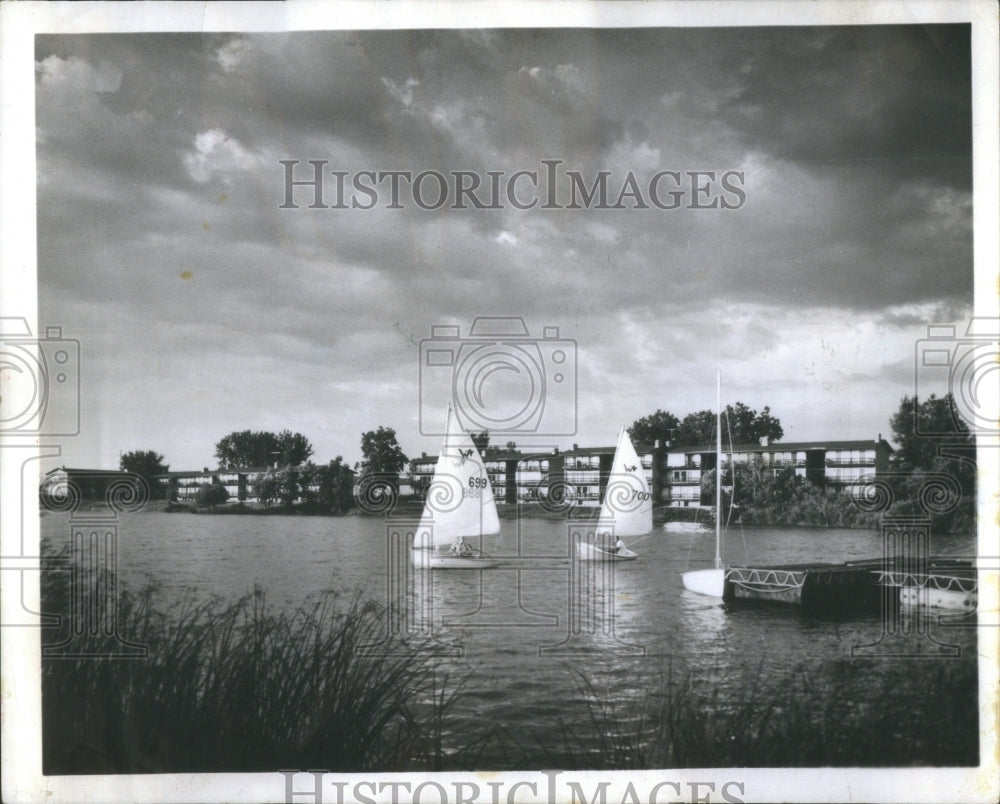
43;557;978;773
42;572;467;772
531;658;978;769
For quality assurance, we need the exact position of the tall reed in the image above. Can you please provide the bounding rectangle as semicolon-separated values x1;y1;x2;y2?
528;657;978;769
42;568;471;773
42;543;978;772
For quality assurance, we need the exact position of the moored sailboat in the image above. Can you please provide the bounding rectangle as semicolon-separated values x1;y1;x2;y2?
412;405;501;569
681;370;726;598
576;426;652;561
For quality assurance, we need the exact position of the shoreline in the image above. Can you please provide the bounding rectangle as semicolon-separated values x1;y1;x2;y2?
43;499;979;535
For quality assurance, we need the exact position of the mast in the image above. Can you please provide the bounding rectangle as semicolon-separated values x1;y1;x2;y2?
714;369;722;570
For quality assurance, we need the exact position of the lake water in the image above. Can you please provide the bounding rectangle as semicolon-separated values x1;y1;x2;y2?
40;511;979;768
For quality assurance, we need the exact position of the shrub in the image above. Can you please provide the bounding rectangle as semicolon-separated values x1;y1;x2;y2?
195;482;229;508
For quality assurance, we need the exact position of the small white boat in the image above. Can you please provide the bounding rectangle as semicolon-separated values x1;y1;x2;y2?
577;427;652;561
682;566;726;597
663;521;711;534
412;405;501;569
681;370;726;598
576;542;638;561
413;552;501;570
900;585;977;611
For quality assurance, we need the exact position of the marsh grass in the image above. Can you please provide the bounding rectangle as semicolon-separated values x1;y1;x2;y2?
41;545;978;772
41;566;474;773
529;656;978;769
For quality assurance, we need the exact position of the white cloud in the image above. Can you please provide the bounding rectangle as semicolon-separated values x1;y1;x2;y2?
215;38;251;73
606;134;660;174
183;129;259;184
381;76;420;108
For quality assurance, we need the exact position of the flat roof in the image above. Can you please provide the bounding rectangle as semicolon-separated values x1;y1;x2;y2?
665;439;893;453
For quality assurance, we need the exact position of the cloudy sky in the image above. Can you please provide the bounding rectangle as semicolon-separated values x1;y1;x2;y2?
35;24;973;471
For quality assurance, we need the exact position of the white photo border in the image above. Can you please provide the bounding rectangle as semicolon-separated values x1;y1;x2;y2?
2;2;997;803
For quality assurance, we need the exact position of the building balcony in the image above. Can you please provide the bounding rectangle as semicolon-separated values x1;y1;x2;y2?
564;471;601;483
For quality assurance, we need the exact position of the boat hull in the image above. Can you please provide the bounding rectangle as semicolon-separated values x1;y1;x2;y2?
576;542;637;561
900;586;977;611
662;522;711;534
411;550;500;570
681;567;725;598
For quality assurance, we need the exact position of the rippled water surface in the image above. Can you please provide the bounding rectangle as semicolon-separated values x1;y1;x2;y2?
41;511;978;767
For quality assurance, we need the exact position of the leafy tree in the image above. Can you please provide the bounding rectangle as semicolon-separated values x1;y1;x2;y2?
889;394;973;471
215;430;279;469
628;409;681;446
677;410;716;446
314;457;356;514
214;430;313;469
752;406;784;444
195;481;229;507
356;427;408;508
119;450;169;497
470;430;490;452
358;427;409;476
887;393;976;531
296;463;319;507
252;473;280;507
276;429;314;467
276;466;301;508
673;404;783;447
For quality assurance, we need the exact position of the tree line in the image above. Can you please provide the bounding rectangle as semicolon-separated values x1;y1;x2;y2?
118;393;977;530
119;426;409;513
628;402;783;447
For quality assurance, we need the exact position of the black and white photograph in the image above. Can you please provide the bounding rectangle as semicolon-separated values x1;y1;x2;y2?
1;2;997;803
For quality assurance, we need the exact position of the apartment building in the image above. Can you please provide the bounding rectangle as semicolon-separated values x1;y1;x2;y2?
658;437;893;507
408;436;891;510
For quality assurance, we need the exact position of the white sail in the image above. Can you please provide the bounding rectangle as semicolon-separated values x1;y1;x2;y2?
414;406;500;552
596;427;653;538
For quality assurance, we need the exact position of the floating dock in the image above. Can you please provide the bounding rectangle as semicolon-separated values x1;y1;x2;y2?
723;557;977;613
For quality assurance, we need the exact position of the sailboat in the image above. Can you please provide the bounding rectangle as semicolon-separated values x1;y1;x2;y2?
412;405;502;569
681;370;727;598
576;426;652;561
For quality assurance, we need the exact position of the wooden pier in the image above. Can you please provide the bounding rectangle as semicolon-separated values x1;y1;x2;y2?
723;557;977;613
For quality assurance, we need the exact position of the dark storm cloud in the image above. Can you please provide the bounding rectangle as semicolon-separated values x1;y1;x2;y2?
34;25;975;467
711;26;971;187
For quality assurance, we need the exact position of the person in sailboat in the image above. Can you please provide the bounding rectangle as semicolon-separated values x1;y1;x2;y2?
614;536;625;554
451;536;475;557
